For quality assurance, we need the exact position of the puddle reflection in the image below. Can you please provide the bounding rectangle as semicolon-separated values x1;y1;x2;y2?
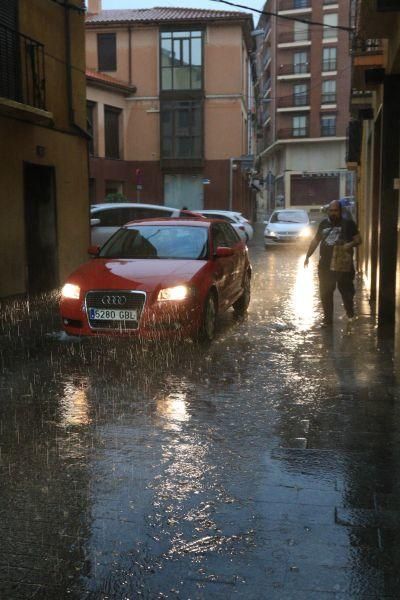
292;254;317;329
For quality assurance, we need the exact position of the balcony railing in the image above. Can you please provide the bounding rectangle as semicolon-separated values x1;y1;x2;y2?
277;126;309;138
322;59;337;71
351;37;384;56
277;93;309;108
278;62;309;75
0;23;46;110
321;125;336;136
321;92;337;104
279;0;311;10
323;0;338;4
278;30;310;44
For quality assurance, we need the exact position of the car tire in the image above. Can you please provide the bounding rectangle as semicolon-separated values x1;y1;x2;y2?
197;292;217;342
233;271;251;316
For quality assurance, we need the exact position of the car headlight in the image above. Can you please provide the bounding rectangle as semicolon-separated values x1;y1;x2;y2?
300;227;312;238
61;283;80;299
265;229;276;237
157;285;190;302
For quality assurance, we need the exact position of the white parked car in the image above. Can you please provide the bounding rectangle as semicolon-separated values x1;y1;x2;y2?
90;203;191;246
197;210;253;242
264;209;313;247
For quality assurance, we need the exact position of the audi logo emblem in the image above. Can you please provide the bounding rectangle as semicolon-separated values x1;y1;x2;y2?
101;295;127;306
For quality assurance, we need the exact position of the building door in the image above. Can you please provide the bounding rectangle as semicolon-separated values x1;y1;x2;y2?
24;164;58;294
164;174;204;210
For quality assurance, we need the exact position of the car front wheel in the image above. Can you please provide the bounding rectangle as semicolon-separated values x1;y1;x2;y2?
233;272;251;316
197;292;217;342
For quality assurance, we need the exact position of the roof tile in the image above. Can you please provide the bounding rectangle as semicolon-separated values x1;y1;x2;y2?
86;7;252;25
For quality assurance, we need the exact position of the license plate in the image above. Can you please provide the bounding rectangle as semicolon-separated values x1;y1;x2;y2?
89;308;138;321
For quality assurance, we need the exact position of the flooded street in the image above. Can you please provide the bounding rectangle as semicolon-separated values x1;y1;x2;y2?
1;231;399;599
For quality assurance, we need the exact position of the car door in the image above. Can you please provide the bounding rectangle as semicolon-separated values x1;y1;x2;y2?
220;223;245;300
211;223;239;310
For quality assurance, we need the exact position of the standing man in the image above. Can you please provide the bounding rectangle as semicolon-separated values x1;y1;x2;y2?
304;200;362;327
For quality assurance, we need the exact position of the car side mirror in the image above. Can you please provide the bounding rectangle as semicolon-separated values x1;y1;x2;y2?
88;245;100;256
90;218;101;226
215;246;234;258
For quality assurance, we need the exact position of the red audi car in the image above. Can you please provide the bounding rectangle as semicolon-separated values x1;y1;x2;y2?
60;218;251;341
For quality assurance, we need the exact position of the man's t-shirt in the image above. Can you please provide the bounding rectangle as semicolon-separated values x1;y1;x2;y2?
316;217;359;269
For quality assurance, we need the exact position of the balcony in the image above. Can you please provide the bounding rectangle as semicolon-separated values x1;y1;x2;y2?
321;125;336;136
279;0;311;10
277;93;309;108
0;23;52;124
322;59;337;71
321;92;337;104
278;62;310;76
277;126;309;138
278;30;310;44
351;37;385;90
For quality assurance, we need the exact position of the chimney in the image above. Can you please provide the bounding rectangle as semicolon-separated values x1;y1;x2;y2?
87;0;102;15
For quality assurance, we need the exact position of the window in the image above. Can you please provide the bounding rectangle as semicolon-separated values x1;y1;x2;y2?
322;47;337;71
294;21;309;42
160;30;203;90
323;14;338;39
321;114;336;136
292;115;307;136
105;180;124;196
294;0;309;7
321;80;336;104
87;101;96;156
104;106;121;159
293;51;308;74
294;83;308;106
161;101;202;159
98;33;116;71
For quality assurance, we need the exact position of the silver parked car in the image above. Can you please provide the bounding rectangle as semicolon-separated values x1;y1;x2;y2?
90;203;188;246
197;210;254;242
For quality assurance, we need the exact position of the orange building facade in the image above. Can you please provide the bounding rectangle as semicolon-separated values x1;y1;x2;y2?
85;2;256;218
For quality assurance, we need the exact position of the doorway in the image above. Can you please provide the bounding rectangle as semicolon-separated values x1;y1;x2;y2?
24;163;58;294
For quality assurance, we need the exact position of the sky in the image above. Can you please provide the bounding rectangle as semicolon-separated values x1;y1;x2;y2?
101;0;264;25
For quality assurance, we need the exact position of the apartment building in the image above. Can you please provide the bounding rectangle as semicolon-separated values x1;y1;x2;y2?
85;1;256;217
348;0;400;329
0;0;89;297
254;0;352;219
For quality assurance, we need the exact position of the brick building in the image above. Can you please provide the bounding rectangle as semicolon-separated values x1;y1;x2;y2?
85;1;256;219
254;0;353;219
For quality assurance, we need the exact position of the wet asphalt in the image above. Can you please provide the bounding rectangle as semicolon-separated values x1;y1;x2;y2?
0;227;399;599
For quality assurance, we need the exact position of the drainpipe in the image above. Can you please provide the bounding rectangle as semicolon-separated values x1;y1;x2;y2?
129;27;132;85
64;0;74;124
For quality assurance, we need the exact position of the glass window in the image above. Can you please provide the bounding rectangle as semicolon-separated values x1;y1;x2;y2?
323;14;338;39
294;21;309;42
321;79;336;103
160;30;203;90
294;83;308;106
294;51;308;74
104;106;121;159
292;115;307;136
271;210;308;223
321;114;336;136
100;225;209;260
98;33;116;71
322;47;337;71
161;101;202;159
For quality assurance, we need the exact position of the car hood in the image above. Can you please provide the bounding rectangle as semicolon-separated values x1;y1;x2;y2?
67;258;207;292
265;222;308;233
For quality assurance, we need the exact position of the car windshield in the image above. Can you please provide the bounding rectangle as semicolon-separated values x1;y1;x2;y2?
99;225;209;260
270;211;308;224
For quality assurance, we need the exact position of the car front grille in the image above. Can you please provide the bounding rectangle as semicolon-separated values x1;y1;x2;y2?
85;290;146;330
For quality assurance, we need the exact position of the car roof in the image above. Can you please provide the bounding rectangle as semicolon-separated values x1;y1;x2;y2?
124;217;212;228
90;203;179;211
272;208;308;213
200;209;241;216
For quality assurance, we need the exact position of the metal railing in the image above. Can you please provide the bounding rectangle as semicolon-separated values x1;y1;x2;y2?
321;92;337;104
277;126;309;138
278;30;310;44
322;59;337;71
351;37;383;56
0;23;46;110
279;0;311;10
278;62;309;75
277;93;309;108
321;125;336;136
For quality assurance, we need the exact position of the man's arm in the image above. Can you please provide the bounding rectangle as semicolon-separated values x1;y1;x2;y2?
343;232;362;251
304;233;321;267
